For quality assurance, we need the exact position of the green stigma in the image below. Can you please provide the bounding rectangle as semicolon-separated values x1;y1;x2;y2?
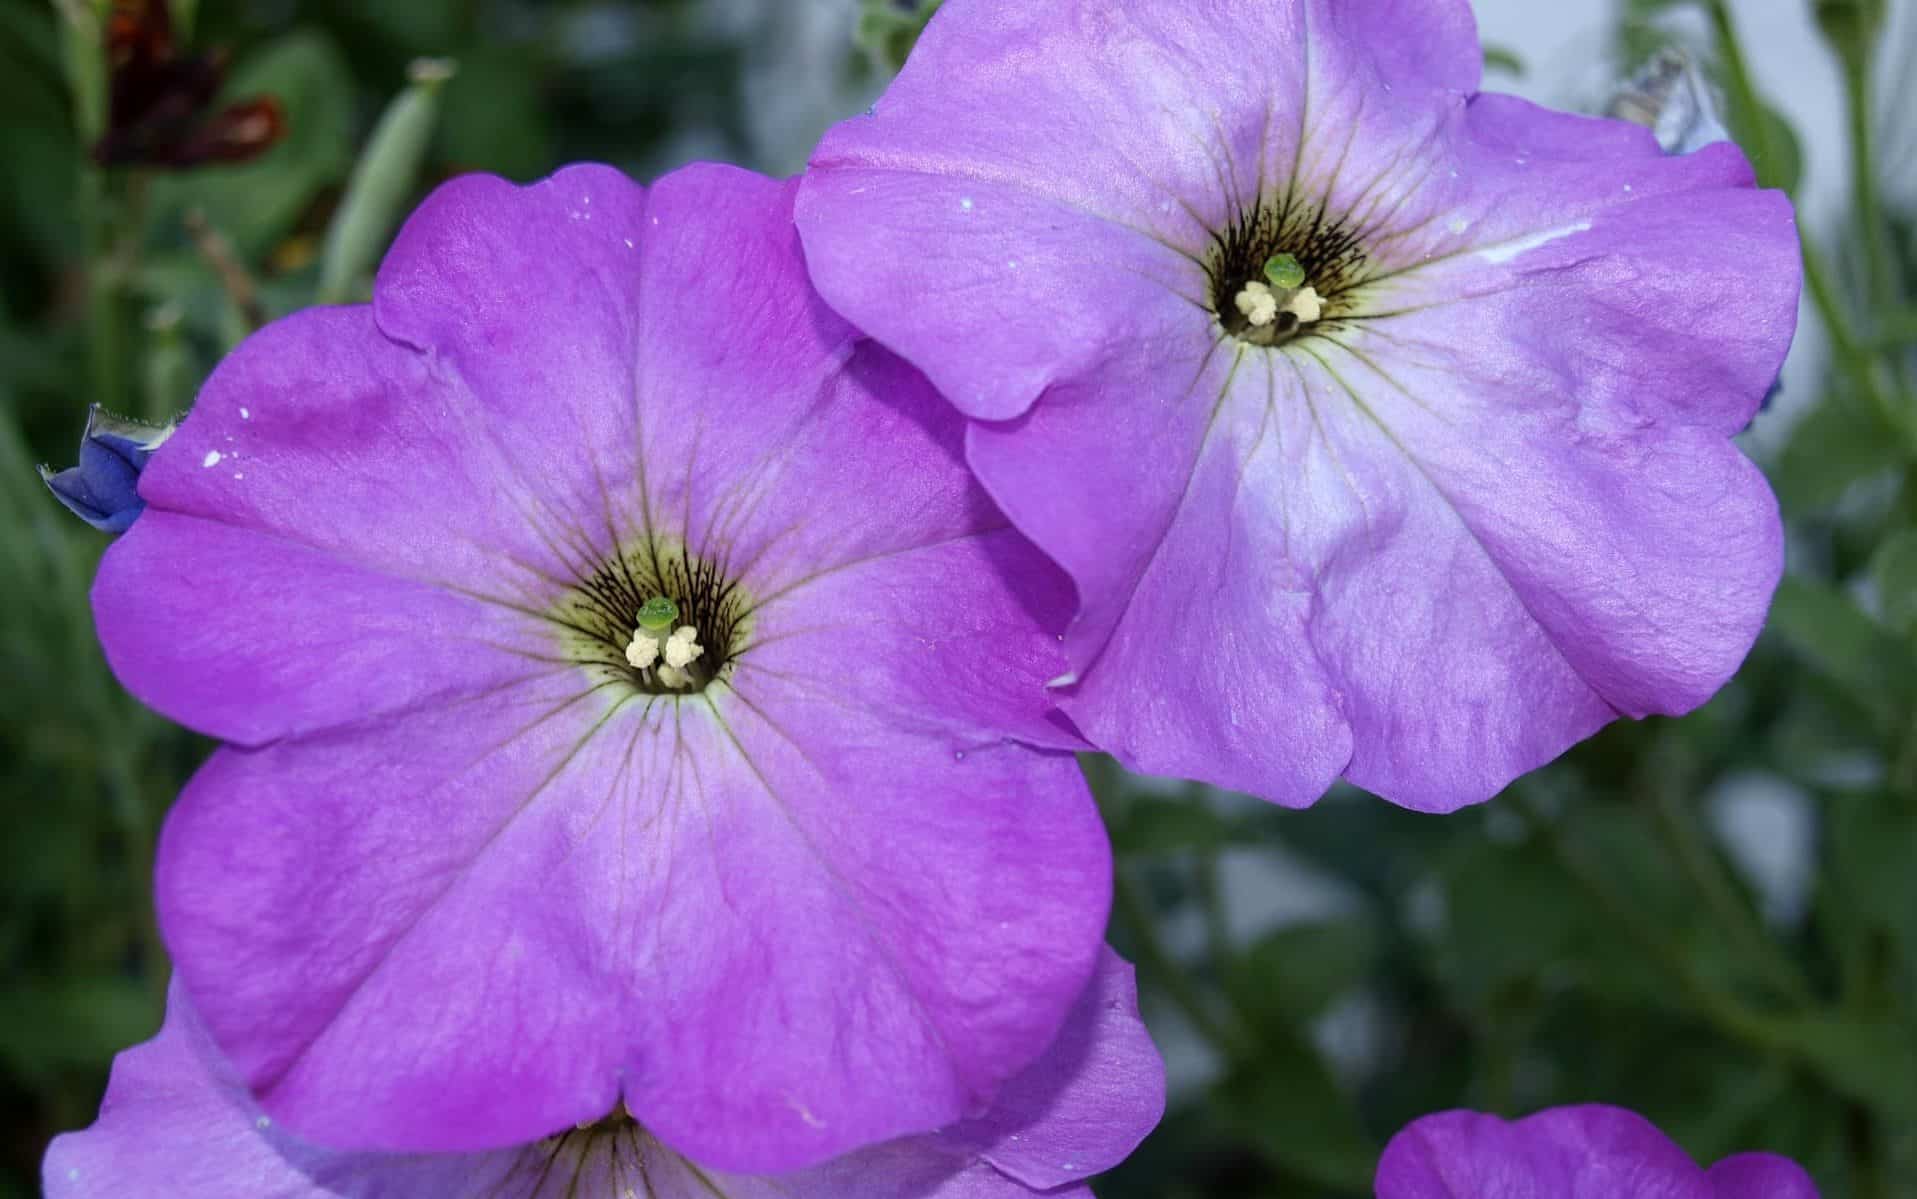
636;595;679;632
1263;253;1306;290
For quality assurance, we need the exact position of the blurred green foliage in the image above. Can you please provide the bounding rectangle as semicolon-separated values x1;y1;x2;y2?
1;1;1915;1197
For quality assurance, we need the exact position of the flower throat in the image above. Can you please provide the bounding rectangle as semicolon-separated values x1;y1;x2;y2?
551;539;751;697
1206;198;1368;347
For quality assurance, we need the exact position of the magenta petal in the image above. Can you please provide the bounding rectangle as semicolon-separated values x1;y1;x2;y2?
1708;1153;1821;1199
134;162;1111;1171
92;508;540;745
937;949;1165;1189
1375;1106;1820;1199
46;953;1160;1197
156;689;637;1154
42;981;524;1198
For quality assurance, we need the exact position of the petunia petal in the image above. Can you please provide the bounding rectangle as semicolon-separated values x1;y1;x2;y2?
92;509;548;746
937;950;1164;1189
1707;1153;1822;1199
798;0;1795;812
45;953;1160;1197
145;160;1113;1172
1376;1106;1714;1199
42;980;524;1198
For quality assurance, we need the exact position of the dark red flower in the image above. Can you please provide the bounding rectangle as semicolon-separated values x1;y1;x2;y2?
92;0;284;169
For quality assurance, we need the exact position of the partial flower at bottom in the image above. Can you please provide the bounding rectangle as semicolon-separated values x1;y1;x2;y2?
1376;1105;1819;1198
90;163;1111;1171
43;951;1164;1199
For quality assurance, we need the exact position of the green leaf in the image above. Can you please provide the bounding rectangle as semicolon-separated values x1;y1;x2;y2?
435;48;552;180
316;59;455;305
1771;1013;1917;1121
1104;795;1266;857
855;0;943;72
153;31;356;258
1770;389;1906;512
1869;528;1917;637
1210;1039;1377;1191
1481;44;1526;77
1752;103;1804;195
1767;575;1917;733
0;977;157;1084
1223;917;1379;1028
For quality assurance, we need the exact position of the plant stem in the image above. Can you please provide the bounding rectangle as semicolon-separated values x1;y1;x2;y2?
1705;0;1917;453
1111;863;1251;1058
1509;787;1785;1052
1643;769;1816;1009
1842;47;1891;313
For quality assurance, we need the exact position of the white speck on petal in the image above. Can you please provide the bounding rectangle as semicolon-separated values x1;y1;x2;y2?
1476;221;1592;266
239;407;251;419
233;472;245;480
624;238;634;249
256;1116;271;1130
960;196;974;211
202;450;222;468
1046;670;1079;689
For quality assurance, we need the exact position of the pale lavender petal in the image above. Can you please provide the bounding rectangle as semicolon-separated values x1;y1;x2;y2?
797;0;1795;812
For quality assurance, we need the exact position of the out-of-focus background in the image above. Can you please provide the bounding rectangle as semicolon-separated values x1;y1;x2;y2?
1;1;1914;1195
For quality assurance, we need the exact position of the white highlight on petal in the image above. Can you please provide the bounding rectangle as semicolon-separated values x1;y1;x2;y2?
1235;281;1280;327
1476;221;1593;266
239;407;251;419
202;450;222;468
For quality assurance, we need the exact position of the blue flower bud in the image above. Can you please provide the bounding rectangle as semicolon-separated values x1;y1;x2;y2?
38;406;177;534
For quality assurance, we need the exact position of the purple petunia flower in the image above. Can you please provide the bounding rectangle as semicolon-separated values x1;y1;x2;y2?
90;163;1113;1170
44;950;1163;1199
794;0;1800;812
1376;1105;1819;1198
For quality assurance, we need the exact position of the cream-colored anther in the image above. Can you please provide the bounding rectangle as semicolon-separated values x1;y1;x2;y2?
1234;280;1280;327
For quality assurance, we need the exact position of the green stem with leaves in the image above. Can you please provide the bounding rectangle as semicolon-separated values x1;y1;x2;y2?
1705;0;1917;452
1642;766;1816;1008
1111;863;1252;1059
1509;787;1786;1051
